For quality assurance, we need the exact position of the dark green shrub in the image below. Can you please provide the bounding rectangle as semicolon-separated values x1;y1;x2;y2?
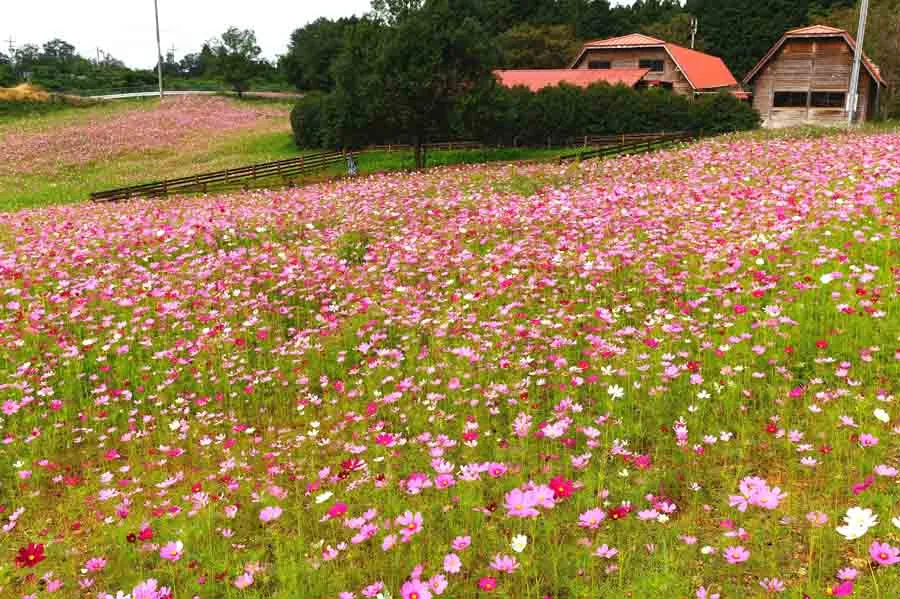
689;92;760;134
290;92;327;148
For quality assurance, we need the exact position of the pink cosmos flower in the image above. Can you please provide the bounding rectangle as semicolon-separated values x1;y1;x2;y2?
400;579;432;599
489;553;519;573
443;553;462;574
858;433;878;447
593;544;618;559
451;536;471;550
259;506;283;523
397;511;424;542
84;557;107;572
505;488;539;518
234;572;254;589
428;574;448;594
723;546;750;564
578;508;606;529
759;577;785;593
159;541;183;561
478;577;497;591
869;541;900;566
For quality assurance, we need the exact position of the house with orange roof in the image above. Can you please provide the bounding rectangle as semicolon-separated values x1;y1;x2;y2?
744;25;886;128
568;34;740;96
494;33;740;97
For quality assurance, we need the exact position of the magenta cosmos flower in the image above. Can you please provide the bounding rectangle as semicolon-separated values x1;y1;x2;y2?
869;541;900;566
723;546;750;564
478;577;497;591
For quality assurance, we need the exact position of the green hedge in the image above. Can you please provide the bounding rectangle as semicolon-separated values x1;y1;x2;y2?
291;82;760;149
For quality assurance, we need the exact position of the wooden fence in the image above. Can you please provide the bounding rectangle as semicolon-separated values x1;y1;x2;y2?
90;131;704;202
90;150;350;202
558;131;701;163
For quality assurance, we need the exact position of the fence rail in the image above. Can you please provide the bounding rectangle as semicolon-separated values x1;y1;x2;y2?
90;150;350;202
558;131;700;163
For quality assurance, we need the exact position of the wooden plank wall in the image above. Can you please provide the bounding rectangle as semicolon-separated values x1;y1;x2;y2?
751;37;875;128
573;48;694;96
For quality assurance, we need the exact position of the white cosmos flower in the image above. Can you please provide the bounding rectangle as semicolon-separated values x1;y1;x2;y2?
607;384;624;400
873;408;889;423
892;516;900;529
511;534;527;553
836;507;878;540
315;491;333;504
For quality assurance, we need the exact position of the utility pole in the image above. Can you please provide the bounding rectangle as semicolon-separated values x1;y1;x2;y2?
690;18;698;50
846;0;870;126
154;0;164;99
5;36;14;66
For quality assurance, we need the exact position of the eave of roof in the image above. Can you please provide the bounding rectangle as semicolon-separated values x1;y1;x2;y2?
493;69;650;92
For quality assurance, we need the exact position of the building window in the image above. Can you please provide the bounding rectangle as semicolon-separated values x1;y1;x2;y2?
588;61;611;70
810;91;846;108
639;59;665;72
773;91;808;107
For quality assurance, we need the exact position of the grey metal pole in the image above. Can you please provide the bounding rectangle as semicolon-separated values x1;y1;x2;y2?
154;0;164;100
846;0;870;126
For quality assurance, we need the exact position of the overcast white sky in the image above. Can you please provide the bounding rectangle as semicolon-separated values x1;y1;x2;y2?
7;1;634;69
5;1;375;68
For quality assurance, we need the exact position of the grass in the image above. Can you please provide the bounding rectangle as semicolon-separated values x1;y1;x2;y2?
0;97;575;210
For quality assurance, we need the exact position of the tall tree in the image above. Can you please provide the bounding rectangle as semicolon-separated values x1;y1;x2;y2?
215;27;262;96
281;17;359;91
374;0;498;168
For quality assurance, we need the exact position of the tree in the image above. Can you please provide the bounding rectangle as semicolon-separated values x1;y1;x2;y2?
497;24;583;68
643;13;705;49
373;0;498;168
215;27;261;95
281;17;359;91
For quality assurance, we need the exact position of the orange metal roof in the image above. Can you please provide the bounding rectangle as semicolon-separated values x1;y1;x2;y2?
744;25;886;86
665;43;739;90
570;34;739;91
494;69;650;92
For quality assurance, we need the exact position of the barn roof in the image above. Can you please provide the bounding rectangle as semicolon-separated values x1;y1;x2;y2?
743;25;886;86
569;34;739;91
493;69;650;92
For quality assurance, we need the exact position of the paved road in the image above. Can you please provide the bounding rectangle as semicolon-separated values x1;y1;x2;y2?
89;90;303;100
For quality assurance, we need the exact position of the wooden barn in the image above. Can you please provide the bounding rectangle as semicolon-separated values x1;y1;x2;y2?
744;25;886;128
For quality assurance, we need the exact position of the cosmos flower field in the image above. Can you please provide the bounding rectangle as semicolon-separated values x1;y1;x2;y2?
0;96;282;177
0;131;898;598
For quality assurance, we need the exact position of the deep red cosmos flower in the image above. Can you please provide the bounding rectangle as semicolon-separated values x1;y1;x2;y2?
15;543;46;568
548;476;574;499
